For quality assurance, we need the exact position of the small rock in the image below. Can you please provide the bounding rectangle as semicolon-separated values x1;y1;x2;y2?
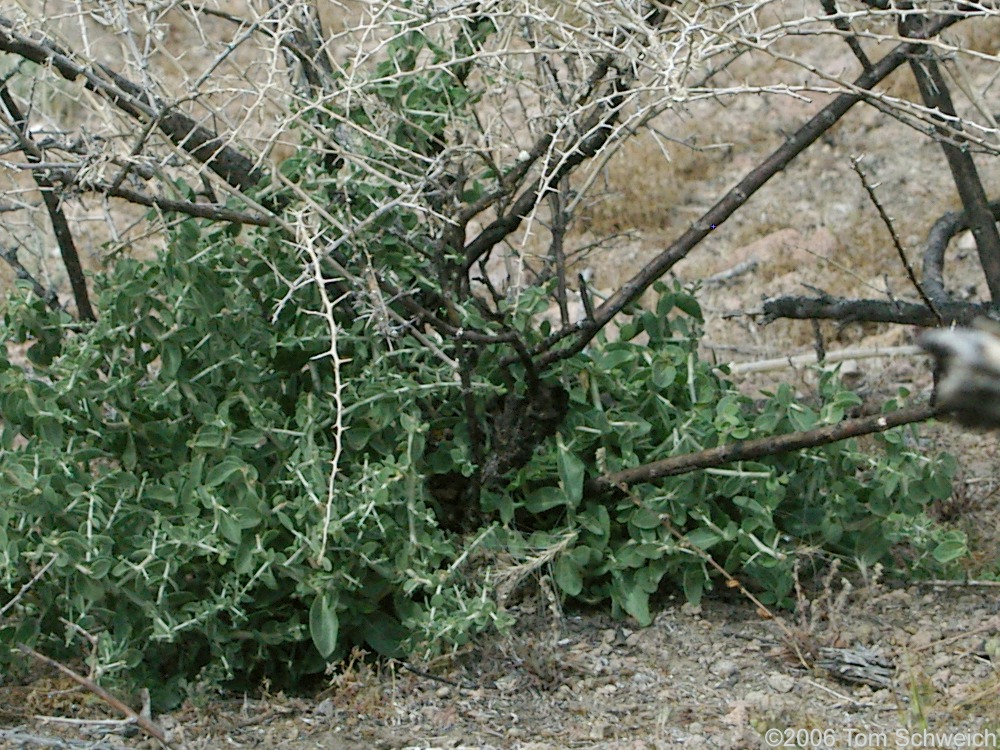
931;668;952;689
435;685;451;698
957;230;977;252
722;700;750;726
931;653;951;670
909;629;939;649
710;659;739;679
589;722;609;740
767;673;795;693
839;359;863;388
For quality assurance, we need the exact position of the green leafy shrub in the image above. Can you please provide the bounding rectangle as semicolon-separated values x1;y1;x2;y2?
0;219;502;708
0;235;960;708
499;284;959;621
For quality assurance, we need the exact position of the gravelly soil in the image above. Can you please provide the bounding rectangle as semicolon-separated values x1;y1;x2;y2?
5;579;1000;749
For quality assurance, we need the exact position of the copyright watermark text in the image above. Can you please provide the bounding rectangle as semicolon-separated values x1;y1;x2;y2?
762;727;999;748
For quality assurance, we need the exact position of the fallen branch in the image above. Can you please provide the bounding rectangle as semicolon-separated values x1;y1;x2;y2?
585;403;938;494
16;644;178;750
726;344;922;375
916;579;1000;589
0;728;127;748
760;294;990;327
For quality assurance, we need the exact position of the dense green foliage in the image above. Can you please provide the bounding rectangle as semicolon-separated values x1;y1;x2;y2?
510;289;962;621
0;243;960;706
0;221;500;706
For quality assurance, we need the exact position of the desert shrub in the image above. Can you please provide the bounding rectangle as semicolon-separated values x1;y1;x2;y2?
0;216;502;707
0;250;958;707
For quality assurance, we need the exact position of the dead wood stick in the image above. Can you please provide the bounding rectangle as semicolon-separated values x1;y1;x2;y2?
16;644;179;750
585;403;938;494
726;344;922;375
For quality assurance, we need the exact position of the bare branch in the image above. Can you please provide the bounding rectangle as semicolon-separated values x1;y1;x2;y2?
0;86;94;320
0;244;61;313
821;0;874;72
0;15;262;192
902;13;1000;301
586;404;938;495
850;156;942;325
47;168;277;227
17;643;178;750
923;200;1000;306
760;293;987;327
538;10;970;366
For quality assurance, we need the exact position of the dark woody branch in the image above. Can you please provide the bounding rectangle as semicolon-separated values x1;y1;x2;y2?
0;16;262;193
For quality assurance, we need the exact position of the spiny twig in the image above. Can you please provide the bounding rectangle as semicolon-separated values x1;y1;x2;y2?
850;155;942;325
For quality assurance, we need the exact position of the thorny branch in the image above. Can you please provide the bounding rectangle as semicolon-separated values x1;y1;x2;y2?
0;15;262;192
850;156;942;325
537;8;972;367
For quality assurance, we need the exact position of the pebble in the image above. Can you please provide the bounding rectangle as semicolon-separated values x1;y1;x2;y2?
710;659;739;678
767;672;795;693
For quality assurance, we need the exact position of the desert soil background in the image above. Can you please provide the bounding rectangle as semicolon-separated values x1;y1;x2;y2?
3;5;1000;749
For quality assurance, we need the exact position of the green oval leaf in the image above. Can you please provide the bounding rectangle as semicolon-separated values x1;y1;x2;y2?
309;592;340;658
